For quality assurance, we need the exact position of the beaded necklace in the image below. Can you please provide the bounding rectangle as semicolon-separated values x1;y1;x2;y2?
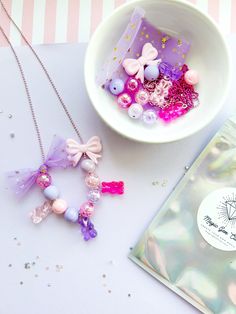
1;1;124;241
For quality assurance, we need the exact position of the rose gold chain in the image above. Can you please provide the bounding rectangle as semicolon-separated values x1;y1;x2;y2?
0;0;84;162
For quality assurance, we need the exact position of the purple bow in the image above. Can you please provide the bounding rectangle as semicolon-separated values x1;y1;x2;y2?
6;135;71;198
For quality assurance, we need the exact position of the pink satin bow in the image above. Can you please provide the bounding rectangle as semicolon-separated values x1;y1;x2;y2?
66;136;102;166
122;42;161;83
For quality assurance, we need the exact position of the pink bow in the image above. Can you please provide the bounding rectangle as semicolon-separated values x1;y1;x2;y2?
66;136;102;166
122;42;161;83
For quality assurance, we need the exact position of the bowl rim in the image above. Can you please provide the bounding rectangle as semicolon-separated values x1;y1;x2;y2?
84;0;232;144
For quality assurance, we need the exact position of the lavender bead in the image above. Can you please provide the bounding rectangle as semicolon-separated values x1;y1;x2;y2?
109;79;124;95
43;185;59;200
144;65;159;81
80;159;96;173
64;207;79;223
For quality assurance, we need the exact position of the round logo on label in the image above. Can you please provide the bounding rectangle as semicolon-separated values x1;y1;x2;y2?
197;187;236;251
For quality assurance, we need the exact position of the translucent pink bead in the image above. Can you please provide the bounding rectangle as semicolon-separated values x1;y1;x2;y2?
52;198;67;214
135;90;149;105
79;201;94;218
85;173;100;189
30;200;52;224
117;93;132;109
101;181;124;194
36;173;52;189
125;78;139;93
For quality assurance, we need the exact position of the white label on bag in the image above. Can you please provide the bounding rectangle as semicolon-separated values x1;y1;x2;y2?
197;187;236;251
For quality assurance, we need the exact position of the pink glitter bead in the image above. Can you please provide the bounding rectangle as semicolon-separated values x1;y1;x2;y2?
85;173;100;189
135;90;149;105
79;201;94;218
125;78;139;93
117;93;132;109
36;173;52;189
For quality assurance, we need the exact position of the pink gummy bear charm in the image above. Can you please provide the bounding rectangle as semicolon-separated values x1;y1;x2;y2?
101;181;124;195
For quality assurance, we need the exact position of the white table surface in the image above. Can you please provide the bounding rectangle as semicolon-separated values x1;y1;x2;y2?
0;39;235;314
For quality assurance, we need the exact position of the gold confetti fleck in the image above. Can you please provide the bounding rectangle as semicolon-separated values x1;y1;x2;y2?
177;39;182;46
162;36;169;43
130;23;136;29
125;34;131;41
113;56;117;61
136;53;140;57
113;47;117;51
145;34;149;38
162;44;165;49
141;31;144;35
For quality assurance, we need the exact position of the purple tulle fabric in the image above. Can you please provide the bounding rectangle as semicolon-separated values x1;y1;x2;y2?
97;8;191;87
6;135;70;198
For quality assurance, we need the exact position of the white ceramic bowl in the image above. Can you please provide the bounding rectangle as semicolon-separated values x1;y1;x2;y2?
85;0;231;143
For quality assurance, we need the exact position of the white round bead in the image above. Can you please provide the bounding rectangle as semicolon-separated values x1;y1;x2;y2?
142;109;157;125
128;103;143;119
80;159;96;172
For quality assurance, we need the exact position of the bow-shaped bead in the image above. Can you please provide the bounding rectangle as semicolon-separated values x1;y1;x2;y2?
122;42;161;83
66;136;102;167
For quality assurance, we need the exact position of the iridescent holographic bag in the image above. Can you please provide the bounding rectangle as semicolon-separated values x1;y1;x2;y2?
130;117;236;314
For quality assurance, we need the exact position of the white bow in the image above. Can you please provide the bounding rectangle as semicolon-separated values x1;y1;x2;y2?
122;42;161;83
66;136;102;166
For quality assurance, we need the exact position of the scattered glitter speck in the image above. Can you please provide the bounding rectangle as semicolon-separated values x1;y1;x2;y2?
13;237;17;241
129;247;133;251
8;114;13;118
36;256;40;260
20;281;23;285
0;109;3;113
128;293;131;297
108;290;111;294
34;274;38;278
32;262;36;266
10;133;15;138
45;266;49;271
102;274;106;278
47;284;51;287
185;166;190;171
17;242;21;246
161;179;168;187
8;264;12;267
56;264;63;272
24;262;31;269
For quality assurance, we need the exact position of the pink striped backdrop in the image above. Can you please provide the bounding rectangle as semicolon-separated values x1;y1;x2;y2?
0;0;235;47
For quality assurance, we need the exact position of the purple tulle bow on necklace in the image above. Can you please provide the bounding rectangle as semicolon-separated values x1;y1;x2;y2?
6;135;71;198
